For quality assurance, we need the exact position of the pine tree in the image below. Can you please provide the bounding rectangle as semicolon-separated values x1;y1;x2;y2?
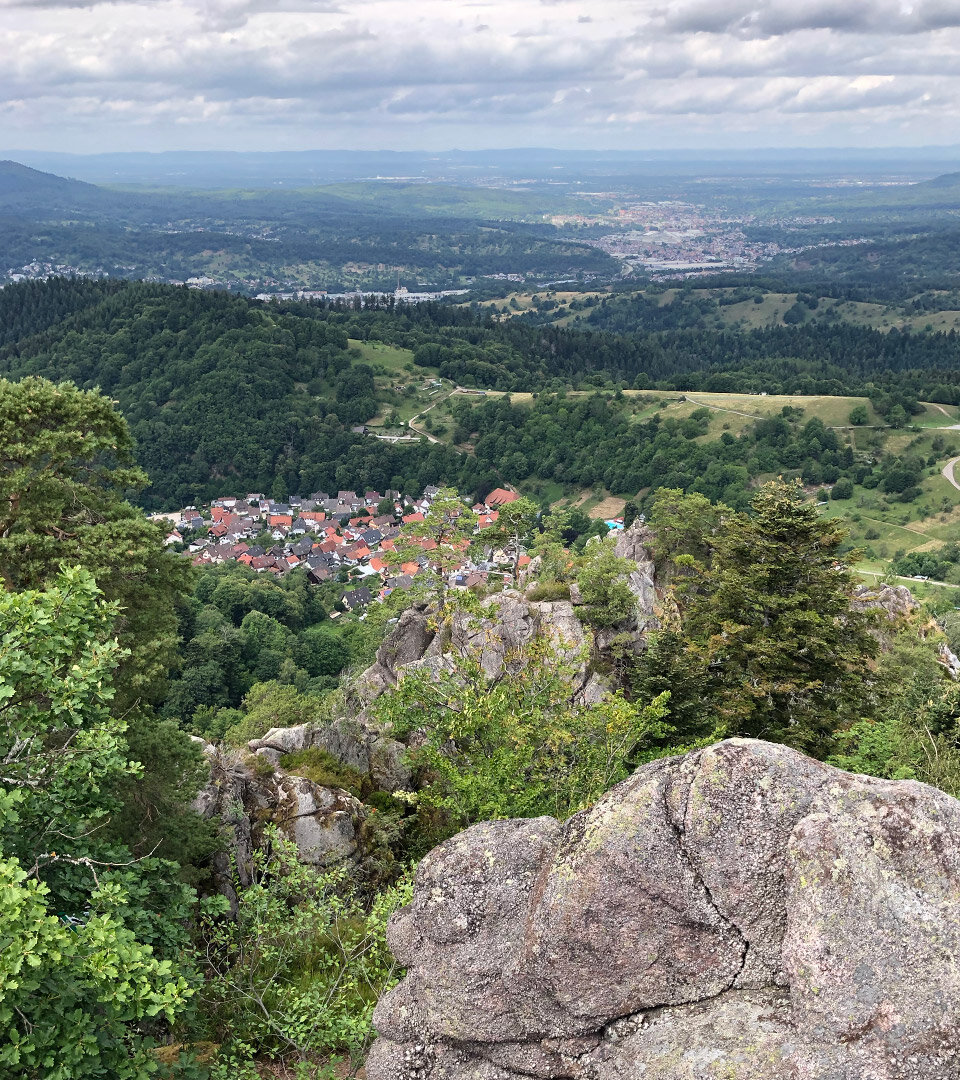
674;480;880;755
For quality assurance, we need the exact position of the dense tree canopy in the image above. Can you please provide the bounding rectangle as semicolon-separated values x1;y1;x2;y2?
0;376;191;705
648;481;881;755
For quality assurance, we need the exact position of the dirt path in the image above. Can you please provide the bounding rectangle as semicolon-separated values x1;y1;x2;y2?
859;569;960;590
683;394;765;421
407;387;457;443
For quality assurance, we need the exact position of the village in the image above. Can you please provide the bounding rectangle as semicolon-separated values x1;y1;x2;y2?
154;484;542;615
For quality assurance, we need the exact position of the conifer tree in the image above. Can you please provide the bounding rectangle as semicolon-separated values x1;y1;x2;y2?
678;479;879;754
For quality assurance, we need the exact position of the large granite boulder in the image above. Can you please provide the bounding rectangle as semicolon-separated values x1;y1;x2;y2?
368;739;960;1079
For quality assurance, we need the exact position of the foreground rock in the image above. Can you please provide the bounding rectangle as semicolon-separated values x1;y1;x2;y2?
368;739;960;1079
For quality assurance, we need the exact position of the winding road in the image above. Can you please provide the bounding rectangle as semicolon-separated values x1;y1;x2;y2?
407;386;457;444
943;457;960;493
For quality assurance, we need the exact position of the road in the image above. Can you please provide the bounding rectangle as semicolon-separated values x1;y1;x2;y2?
943;457;960;493
859;569;960;590
407;386;458;444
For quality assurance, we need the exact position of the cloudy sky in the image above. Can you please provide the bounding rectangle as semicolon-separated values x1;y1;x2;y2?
3;0;960;152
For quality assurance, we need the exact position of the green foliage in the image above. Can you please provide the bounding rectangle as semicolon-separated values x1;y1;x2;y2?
0;376;192;706
164;565;358;719
526;580;572;602
0;849;193;1080
376;635;672;834
199;829;412;1075
0;571;197;1077
575;538;638;629
831;626;960;796
848;404;869;425
654;480;881;756
282;748;366;797
198;681;324;747
0;568;133;863
105;714;220;876
387;487;474;610
481;495;539;581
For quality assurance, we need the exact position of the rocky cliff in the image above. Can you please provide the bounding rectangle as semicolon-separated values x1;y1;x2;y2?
367;739;960;1080
191;740;369;909
246;586;640;790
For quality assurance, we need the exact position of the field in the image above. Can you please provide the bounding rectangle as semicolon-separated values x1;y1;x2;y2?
431;385;960;579
476;285;960;333
347;347;960;581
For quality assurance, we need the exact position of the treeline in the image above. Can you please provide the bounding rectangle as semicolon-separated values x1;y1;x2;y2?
311;292;960;402
0;280;504;506
454;394;939;506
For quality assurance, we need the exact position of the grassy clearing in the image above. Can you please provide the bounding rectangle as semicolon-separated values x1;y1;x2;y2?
421;382;960;578
476;285;960;335
348;339;418;374
587;495;627;520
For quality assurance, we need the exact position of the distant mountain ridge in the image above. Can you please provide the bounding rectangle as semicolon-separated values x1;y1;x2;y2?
0;159;119;214
919;171;960;188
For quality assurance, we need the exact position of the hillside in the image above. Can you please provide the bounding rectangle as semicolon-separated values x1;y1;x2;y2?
0;159;103;204
6;276;960;590
0;159;618;292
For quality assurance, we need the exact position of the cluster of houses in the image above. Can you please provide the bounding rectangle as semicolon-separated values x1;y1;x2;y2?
158;485;524;613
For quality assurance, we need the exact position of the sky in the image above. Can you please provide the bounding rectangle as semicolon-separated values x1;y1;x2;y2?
3;0;960;152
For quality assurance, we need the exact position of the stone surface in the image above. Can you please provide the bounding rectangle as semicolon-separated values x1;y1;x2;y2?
259;772;365;866
191;742;367;907
852;581;918;619
248;723;311;756
369;738;960;1079
939;641;960;679
613;520;661;633
240;547;666;789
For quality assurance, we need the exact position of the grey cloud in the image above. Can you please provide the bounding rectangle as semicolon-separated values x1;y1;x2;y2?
4;0;960;150
0;0;343;25
658;0;960;38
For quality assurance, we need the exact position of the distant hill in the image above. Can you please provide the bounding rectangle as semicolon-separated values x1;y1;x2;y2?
0;159;120;215
918;171;960;189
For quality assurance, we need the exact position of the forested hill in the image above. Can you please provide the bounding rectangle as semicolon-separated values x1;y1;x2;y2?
3;276;960;509
0;279;477;507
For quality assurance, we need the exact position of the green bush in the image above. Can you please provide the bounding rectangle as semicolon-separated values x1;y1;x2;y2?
199;830;412;1076
526;581;572;602
282;747;366;796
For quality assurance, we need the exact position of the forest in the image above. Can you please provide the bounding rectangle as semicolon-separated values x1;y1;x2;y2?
0;161;616;292
2;278;959;514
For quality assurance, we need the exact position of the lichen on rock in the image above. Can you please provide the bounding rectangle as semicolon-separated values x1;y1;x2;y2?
367;739;960;1079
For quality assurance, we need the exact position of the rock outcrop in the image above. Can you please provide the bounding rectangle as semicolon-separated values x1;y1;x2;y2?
249;591;612;787
613;519;662;634
368;739;960;1079
191;740;367;909
852;581;918;619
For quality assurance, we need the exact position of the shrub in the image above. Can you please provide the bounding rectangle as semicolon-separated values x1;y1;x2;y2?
282;747;367;796
200;830;412;1076
526;581;572;602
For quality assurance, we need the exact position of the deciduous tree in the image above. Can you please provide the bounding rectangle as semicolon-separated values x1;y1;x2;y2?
0;377;192;706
